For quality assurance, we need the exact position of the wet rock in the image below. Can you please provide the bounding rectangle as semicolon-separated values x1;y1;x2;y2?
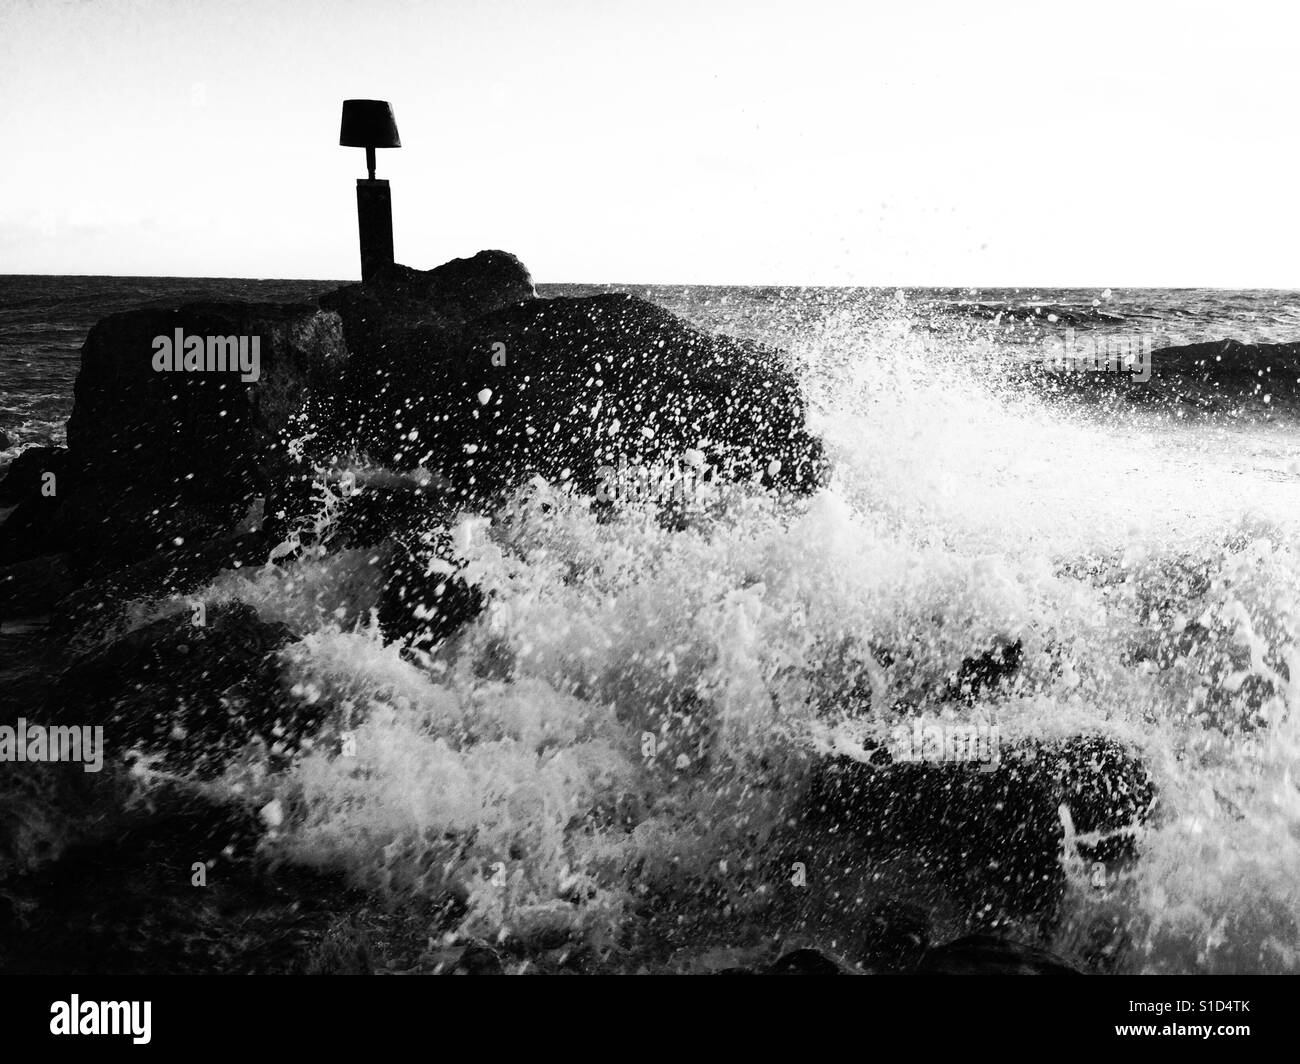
45;302;347;567
0;553;77;622
0;449;77;566
323;259;828;508
944;638;1023;702
0;445;69;506
51;601;310;776
49;532;273;645
806;735;1155;924
320;251;535;338
0;790;370;975
860;898;932;972
916;934;1081;975
452;293;828;503
323;481;485;649
376;537;485;649
424;940;505;975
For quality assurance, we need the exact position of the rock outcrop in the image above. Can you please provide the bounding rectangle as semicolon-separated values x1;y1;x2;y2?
325;276;828;505
806;735;1155;924
1;304;348;568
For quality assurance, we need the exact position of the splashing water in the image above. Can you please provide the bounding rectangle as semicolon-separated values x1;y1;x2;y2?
175;292;1300;971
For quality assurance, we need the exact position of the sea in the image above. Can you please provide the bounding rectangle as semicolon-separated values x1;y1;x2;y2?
2;275;1299;972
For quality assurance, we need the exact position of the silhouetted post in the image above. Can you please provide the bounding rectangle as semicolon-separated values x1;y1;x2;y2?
339;99;401;282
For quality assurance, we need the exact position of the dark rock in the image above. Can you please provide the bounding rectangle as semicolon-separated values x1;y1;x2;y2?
41;302;347;567
0;790;372;975
454;293;828;502
377;538;484;649
0;445;68;505
806;735;1155;925
860;898;931;972
0;448;77;565
945;638;1023;702
451;941;504;975
916;934;1081;975
50;532;273;644
323;260;828;507
51;601;309;776
320;250;535;335
1015;337;1300;417
0;431;10;450
0;553;77;622
318;481;485;649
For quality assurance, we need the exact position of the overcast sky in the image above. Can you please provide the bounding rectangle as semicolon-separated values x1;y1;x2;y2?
2;0;1297;285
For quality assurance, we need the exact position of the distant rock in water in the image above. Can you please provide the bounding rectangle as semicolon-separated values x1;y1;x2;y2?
1015;336;1300;418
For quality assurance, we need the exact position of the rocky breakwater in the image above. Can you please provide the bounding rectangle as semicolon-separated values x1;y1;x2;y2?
0;250;832;973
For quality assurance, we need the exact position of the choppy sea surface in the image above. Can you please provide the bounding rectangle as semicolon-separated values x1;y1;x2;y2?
2;275;1300;972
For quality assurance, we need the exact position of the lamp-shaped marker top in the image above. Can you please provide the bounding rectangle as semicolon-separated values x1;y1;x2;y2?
340;99;401;180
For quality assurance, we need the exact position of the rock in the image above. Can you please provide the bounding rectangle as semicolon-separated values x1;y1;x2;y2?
453;293;828;502
0;789;372;975
51;601;310;776
806;735;1155;924
49;532;273;645
916;934;1082;975
944;638;1023;702
441;941;504;975
36;302;348;567
0;554;77;622
319;481;485;649
859;898;931;972
377;538;484;649
0;448;75;565
321;251;535;335
1016;337;1300;417
0;430;10;450
0;447;65;505
322;257;828;507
